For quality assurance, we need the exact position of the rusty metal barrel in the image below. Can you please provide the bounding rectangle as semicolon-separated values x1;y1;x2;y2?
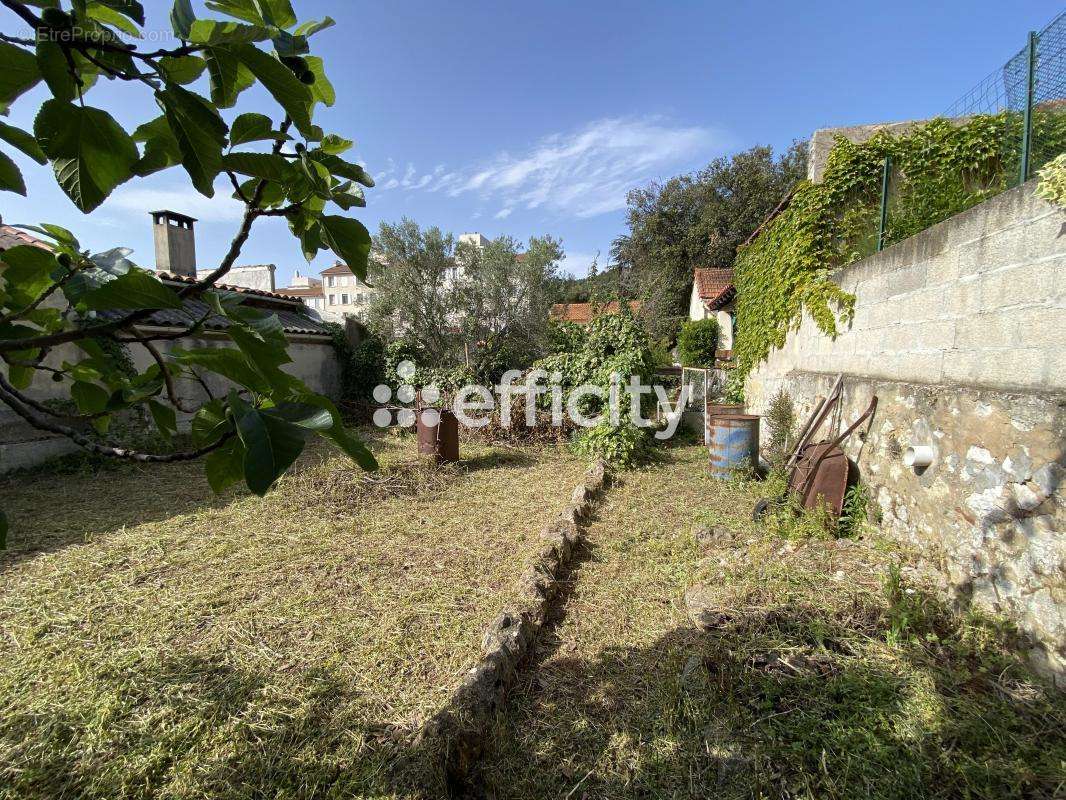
708;414;760;479
704;402;744;445
416;407;460;464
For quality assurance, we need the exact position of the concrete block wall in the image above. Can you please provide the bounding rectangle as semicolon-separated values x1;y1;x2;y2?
745;180;1066;682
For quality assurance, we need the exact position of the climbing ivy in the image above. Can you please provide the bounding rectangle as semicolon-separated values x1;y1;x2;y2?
733;109;1066;379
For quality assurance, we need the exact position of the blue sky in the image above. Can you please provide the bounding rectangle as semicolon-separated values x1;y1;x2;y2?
0;0;1057;285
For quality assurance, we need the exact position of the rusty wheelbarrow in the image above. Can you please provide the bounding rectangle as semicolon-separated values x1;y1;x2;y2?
753;377;877;522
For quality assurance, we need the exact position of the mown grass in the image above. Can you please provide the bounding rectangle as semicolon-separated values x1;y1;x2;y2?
483;444;1066;799
0;432;588;799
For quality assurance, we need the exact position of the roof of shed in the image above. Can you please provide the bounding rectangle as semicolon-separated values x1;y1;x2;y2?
690;266;733;309
0;225;332;337
550;300;642;324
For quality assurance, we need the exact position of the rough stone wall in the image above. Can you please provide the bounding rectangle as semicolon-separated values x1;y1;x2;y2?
807;118;932;183
745;180;1066;682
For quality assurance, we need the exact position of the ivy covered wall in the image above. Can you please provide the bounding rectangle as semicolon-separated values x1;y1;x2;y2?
732;110;1066;380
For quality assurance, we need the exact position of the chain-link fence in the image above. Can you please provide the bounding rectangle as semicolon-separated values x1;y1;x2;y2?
859;11;1066;255
943;9;1066;187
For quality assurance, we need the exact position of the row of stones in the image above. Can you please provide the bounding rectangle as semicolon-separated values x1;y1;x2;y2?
421;458;611;783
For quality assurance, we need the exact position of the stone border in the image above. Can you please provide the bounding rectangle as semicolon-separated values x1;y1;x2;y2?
421;458;610;788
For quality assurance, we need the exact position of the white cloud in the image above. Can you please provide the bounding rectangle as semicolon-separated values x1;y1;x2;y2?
559;250;601;278
379;116;724;219
108;180;244;222
494;207;513;219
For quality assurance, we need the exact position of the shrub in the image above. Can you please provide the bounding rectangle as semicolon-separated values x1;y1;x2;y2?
533;309;657;467
573;419;650;468
1036;152;1066;207
676;318;720;367
764;389;795;470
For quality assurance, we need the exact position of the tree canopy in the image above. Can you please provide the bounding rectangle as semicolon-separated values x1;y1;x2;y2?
0;0;379;515
368;219;563;381
612;143;808;340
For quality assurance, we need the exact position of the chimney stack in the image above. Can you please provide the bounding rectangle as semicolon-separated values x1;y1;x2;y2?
151;210;197;277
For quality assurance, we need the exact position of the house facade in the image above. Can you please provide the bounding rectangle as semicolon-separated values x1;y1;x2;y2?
689;267;735;355
280;262;375;323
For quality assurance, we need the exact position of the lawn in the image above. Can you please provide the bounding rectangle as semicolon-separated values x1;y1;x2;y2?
0;433;588;799
482;444;1066;800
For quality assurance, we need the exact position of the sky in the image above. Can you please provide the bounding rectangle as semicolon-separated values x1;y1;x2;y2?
0;0;1058;285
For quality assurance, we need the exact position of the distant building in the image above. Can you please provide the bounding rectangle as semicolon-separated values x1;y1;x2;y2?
550;300;642;325
689;267;735;355
151;210;278;292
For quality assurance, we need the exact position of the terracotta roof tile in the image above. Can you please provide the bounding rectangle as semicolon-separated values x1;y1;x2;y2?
549;300;642;324
694;267;733;303
0;225;53;253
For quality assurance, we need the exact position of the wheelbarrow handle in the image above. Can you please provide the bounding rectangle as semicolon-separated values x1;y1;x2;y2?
827;396;879;451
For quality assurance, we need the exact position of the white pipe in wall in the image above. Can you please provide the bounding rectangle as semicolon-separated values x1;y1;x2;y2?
903;445;935;469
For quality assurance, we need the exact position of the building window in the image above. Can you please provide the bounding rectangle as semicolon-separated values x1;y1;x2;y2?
327;276;335;288
329;294;336;305
341;293;349;305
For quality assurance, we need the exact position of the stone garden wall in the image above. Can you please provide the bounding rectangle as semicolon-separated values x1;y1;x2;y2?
745;180;1066;682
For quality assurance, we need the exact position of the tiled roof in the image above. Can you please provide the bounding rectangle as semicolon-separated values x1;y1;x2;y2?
693;267;734;305
0;226;331;337
110;298;333;337
320;261;355;275
550;300;642;324
156;271;304;304
279;284;325;298
0;224;52;252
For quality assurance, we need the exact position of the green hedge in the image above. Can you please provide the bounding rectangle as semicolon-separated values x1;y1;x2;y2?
677;317;719;367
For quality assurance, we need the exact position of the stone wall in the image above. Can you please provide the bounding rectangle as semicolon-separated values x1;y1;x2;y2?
744;179;1066;682
0;330;340;473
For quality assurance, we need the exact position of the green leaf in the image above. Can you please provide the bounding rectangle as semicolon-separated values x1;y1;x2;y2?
203;46;255;108
254;0;297;28
131;115;181;177
159;55;207;85
229;112;274;146
79;269;183;310
89;0;146;26
86;3;142;36
169;347;270;393
205;436;245;493
36;39;76;102
319;216;371;282
230;393;308;496
1;245;59;306
0;42;41;105
231;44;313;137
0;509;7;550
263;401;333;430
318;134;352;155
310;151;374;187
33;100;138;212
71;381;110;414
0;151;25;195
204;0;265;25
0;121;46;164
304;56;334;108
147;399;178;440
191;398;230;446
157;86;228;196
331;181;365;210
171;0;196;39
189;19;271;45
222;152;294;184
294;17;335;38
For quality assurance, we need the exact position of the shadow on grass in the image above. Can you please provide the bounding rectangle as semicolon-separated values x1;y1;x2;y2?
0;457;237;572
476;589;1066;800
459;447;537;473
1;586;1062;799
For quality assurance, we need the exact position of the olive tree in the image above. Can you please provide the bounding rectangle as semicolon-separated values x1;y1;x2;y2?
0;0;379;530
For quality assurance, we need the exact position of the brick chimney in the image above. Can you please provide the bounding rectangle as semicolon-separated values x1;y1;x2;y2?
151;210;197;277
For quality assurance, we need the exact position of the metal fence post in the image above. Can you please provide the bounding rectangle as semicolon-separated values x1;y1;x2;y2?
1020;30;1038;184
877;156;891;252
